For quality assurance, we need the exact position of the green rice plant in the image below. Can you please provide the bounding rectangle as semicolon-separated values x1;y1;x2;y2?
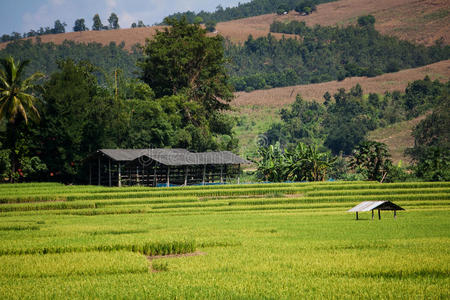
0;225;40;231
0;201;95;212
152;260;169;272
0;195;67;204
0;252;149;278
0;240;196;256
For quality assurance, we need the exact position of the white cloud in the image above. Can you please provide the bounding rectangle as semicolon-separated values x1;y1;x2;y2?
106;0;117;10
51;0;65;5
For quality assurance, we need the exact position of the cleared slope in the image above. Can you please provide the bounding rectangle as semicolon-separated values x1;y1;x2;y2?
218;0;450;45
1;0;448;50
233;60;450;107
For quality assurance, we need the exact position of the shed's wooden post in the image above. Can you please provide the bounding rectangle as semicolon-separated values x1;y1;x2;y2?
394;210;397;219
202;165;206;185
98;156;101;186
136;166;139;185
89;161;92;185
167;166;170;187
372;210;374;220
378;209;381;220
153;164;157;187
108;158;112;187
220;165;224;184
118;162;122;187
237;164;240;184
184;166;188;186
356;212;358;220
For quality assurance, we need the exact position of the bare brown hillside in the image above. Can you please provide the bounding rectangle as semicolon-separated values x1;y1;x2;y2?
233;60;450;107
218;0;450;45
1;0;448;50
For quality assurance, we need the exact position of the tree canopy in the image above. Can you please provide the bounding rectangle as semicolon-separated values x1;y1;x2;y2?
139;17;233;112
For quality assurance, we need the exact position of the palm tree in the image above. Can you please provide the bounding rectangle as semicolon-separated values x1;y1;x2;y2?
0;56;43;182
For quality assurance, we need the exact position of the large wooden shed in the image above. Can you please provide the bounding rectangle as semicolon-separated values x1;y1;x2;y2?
85;149;250;187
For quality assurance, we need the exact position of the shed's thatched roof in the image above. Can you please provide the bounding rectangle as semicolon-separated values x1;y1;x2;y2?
94;149;250;166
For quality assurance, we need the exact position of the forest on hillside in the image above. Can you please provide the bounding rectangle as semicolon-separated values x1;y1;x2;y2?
1;17;449;91
228;18;449;91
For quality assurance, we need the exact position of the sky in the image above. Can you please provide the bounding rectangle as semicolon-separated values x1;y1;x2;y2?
0;0;250;36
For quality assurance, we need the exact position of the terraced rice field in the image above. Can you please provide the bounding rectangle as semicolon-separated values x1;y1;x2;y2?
0;181;449;298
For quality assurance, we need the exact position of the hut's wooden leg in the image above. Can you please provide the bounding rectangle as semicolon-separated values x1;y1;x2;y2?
372;210;374;220
378;209;381;220
202;165;206;186
356;212;358;220
394;210;397;219
118;163;121;187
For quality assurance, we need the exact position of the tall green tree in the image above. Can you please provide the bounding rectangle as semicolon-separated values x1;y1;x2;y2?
73;18;88;32
40;59;109;181
92;14;103;31
139;17;233;112
0;56;43;182
108;13;120;30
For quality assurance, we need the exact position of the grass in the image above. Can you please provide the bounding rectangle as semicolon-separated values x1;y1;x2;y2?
0;181;448;298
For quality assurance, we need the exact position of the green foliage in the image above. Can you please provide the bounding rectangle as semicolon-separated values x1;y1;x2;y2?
73;18;88;32
139;17;233;112
108;13;120;30
357;15;376;27
349;141;393;182
0;56;44;182
404;75;445;118
138;18;237;151
295;1;317;15
92;14;103;31
1;20;67;42
0;39;140;81
255;142;335;182
267;94;325;146
267;78;448;156
406;95;450;181
205;20;217;32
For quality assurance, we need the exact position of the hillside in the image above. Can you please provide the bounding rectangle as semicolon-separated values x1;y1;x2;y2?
218;0;450;45
1;0;448;50
233;60;450;107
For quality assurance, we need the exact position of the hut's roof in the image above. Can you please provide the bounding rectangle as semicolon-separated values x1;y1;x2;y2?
348;201;405;212
95;149;250;166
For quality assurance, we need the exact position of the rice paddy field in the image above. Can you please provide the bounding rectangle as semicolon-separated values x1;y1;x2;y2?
0;181;449;299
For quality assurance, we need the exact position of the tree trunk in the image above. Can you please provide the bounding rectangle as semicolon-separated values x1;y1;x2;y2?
7;122;18;183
